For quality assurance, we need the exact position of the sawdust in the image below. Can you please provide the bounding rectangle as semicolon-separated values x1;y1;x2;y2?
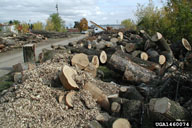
0;53;119;128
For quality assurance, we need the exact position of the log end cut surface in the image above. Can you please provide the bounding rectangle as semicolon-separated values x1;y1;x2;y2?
112;118;131;128
59;65;79;90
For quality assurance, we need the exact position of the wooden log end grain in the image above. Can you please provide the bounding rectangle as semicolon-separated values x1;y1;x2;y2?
112;118;131;128
182;38;191;51
59;65;79;90
100;51;107;64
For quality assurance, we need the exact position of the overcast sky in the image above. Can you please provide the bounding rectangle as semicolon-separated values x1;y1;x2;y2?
0;0;164;27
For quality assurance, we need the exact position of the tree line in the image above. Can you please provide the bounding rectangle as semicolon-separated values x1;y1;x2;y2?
121;0;192;43
1;13;88;33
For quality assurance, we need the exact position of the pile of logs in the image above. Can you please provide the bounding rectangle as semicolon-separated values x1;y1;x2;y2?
31;30;68;38
47;29;192;127
0;33;46;53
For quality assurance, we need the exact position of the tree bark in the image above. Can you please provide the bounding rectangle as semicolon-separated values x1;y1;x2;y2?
23;44;36;63
149;97;191;120
108;50;161;74
83;81;110;111
119;86;144;101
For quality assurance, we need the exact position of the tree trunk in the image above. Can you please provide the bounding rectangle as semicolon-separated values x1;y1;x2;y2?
124;63;157;83
119;86;144;101
83;81;110;111
152;32;173;55
149;97;191;120
108;50;161;74
23;44;36;63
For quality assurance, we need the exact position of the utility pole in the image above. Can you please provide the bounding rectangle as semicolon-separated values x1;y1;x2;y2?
56;3;58;14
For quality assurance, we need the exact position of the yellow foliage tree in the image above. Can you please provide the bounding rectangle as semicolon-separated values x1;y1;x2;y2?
33;22;43;30
79;18;88;32
45;19;54;31
121;19;137;30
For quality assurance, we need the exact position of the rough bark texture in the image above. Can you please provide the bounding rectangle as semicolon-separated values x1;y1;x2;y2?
119;86;144;101
108;51;161;73
149;97;191;120
83;81;110;110
23;44;36;63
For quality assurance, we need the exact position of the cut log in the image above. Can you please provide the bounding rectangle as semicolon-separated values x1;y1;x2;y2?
108;97;129;105
131;50;142;58
152;32;173;54
89;55;100;68
112;118;131;128
124;63;157;83
159;55;166;65
65;91;76;108
108;50;161;73
59;65;79;90
88;120;103;128
140;30;152;41
119;86;144;101
161;51;174;68
23;44;36;63
111;102;121;113
83;81;110;110
122;100;142;123
125;43;137;53
100;51;107;64
182;38;191;51
71;53;89;70
149;97;191;120
96;113;131;128
118;32;124;41
110;38;118;44
147;49;166;65
105;41;117;48
84;63;97;77
140;52;148;61
70;47;107;64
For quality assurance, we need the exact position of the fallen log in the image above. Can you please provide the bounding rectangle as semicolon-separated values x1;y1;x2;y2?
147;49;166;65
119;86;144;101
59;65;79;90
108;51;158;83
88;55;100;68
111;102;121;114
83;81;110;110
149;97;191;120
71;53;89;70
108;50;161;73
96;113;131;128
152;32;173;55
124;63;157;83
84;63;97;77
70;47;107;64
122;100;142;126
125;43;140;53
